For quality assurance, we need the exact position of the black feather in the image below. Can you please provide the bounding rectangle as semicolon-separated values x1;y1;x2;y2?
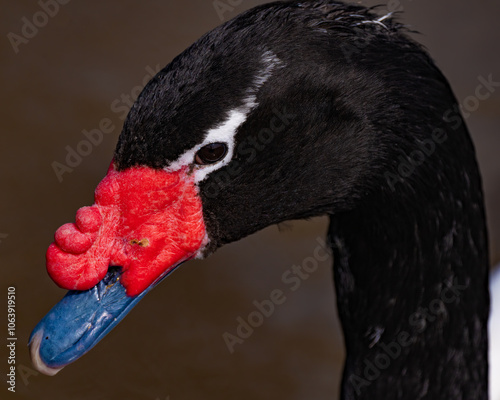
114;2;489;399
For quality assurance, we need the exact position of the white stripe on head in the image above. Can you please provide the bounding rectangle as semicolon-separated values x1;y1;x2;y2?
166;50;284;183
167;105;253;182
252;50;283;89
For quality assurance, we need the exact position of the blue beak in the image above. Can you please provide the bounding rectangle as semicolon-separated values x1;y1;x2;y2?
29;266;177;375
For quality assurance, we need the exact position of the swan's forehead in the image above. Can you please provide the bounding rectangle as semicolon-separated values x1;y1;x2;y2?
114;49;283;171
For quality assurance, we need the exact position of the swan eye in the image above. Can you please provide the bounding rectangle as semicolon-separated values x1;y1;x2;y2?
194;143;228;165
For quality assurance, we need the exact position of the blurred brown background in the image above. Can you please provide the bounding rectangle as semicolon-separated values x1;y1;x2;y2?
1;1;499;399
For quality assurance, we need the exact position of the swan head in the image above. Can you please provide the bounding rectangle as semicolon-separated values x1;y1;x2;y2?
30;1;471;375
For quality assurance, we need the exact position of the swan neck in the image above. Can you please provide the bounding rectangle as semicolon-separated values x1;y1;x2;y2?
329;188;489;399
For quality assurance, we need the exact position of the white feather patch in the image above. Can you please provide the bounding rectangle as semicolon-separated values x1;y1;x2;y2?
167;103;255;183
166;50;283;183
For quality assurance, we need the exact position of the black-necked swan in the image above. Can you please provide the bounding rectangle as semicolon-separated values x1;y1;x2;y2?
29;1;496;399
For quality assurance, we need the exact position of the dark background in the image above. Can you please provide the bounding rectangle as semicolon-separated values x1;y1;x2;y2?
1;1;499;399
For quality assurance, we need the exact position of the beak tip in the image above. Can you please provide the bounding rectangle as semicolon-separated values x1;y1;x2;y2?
28;330;64;376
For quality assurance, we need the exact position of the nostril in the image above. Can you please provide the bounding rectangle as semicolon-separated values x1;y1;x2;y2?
54;223;94;254
75;206;102;233
129;238;150;247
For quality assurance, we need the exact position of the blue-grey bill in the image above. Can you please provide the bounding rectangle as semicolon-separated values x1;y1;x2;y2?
29;266;178;375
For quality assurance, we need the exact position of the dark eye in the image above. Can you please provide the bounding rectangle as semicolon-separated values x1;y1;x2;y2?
194;143;228;165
